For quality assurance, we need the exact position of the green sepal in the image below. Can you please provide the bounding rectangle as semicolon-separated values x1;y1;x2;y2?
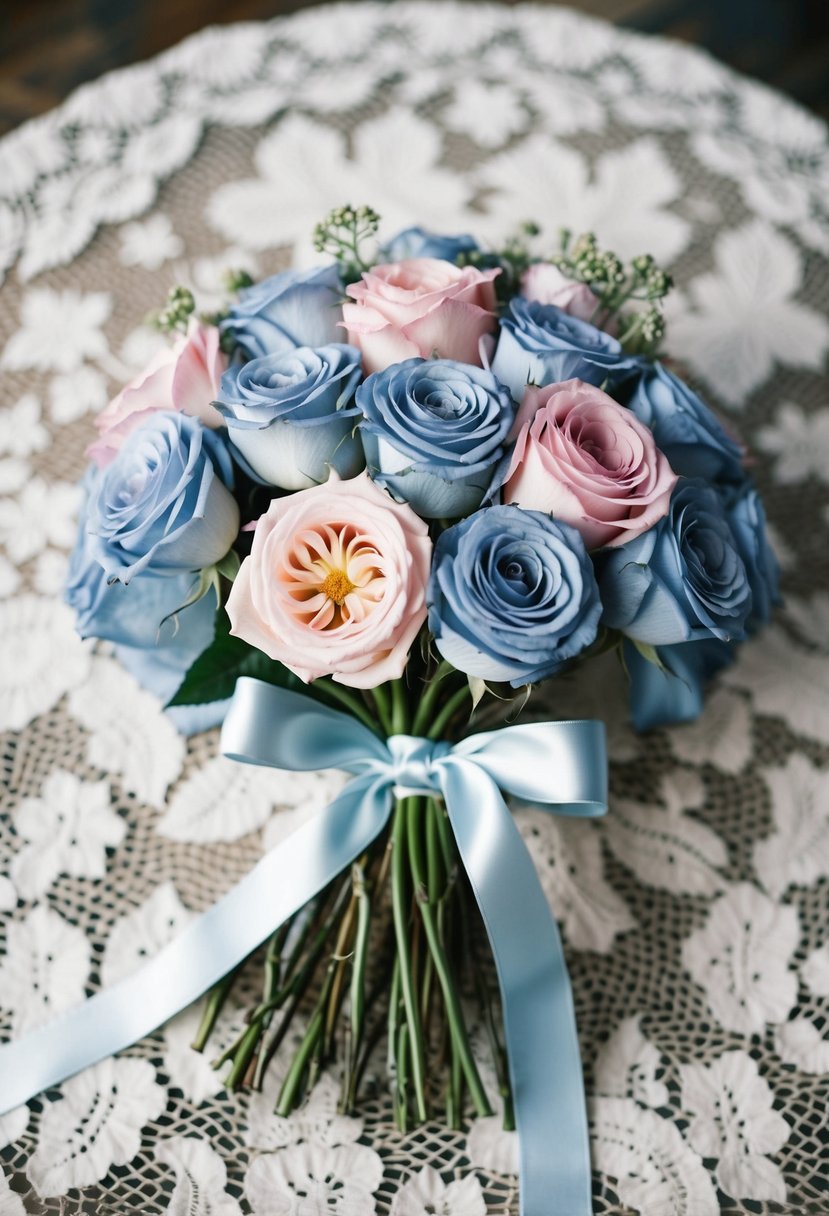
216;549;241;583
630;638;668;672
467;676;488;712
158;550;240;634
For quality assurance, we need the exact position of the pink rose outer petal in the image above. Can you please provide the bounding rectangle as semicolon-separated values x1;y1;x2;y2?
172;321;225;426
402;298;497;367
343;258;499;374
341;307;421;374
503;379;677;549
89;320;226;467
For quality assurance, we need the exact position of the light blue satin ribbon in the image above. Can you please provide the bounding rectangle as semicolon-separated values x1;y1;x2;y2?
0;678;606;1216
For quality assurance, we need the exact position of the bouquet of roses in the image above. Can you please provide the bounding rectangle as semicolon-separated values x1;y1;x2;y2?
47;205;778;1211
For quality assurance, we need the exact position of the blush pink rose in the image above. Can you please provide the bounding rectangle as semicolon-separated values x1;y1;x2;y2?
342;258;500;374
521;263;615;331
89;320;226;466
502;379;678;549
226;471;432;688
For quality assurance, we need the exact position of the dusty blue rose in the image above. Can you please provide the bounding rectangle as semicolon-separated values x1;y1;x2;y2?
357;358;515;518
216;344;364;490
87;412;239;583
66;484;226;733
67;514;205;647
723;483;780;629
624;637;736;731
380;226;479;263
598;479;752;645
427;505;602;685
625;361;744;483
490;298;634;401
220;264;343;359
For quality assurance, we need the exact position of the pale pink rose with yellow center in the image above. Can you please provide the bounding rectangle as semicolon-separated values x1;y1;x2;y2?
89;320;226;466
342;258;499;374
227;472;432;688
502;379;677;549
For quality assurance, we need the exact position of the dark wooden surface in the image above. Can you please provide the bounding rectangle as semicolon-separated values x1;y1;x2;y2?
1;0;828;135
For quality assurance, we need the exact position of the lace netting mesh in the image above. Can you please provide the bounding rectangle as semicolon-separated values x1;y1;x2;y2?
1;4;828;1213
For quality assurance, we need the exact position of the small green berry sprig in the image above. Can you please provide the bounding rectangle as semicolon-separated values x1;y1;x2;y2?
550;230;672;356
313;204;381;283
148;285;196;333
222;268;255;293
149;270;256;346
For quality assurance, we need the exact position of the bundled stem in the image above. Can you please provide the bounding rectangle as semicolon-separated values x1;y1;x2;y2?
195;658;513;1131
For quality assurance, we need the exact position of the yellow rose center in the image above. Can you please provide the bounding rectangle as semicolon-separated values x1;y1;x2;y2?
320;568;356;606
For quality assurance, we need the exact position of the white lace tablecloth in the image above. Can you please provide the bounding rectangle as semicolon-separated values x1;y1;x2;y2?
1;4;828;1213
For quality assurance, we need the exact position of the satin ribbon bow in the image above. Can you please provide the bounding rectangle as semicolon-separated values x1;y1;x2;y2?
0;678;607;1216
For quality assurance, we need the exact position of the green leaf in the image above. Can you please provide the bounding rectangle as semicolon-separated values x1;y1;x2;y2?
166;609;306;707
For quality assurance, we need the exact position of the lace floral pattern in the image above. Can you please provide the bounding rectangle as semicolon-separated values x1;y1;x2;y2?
0;3;827;1212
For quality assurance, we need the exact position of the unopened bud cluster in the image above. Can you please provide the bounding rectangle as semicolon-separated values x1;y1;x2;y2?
223;268;255;293
550;229;672;354
150;285;196;333
313;206;381;279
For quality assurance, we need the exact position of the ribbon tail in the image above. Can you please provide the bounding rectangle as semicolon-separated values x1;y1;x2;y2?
441;761;594;1216
0;773;392;1116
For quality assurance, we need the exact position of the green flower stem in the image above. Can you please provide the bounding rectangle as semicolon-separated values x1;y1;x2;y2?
283;907;351;1110
275;1007;324;1116
315;678;379;733
349;863;371;1050
342;1020;355;1113
390;677;410;735
245;922;292;1085
390;799;429;1123
387;954;402;1076
371;683;393;735
215;884;349;1071
191;969;237;1052
252;967;315;1091
427;685;472;741
419;947;435;1032
419;798;442;1028
283;880;352;997
264;922;291;994
395;1021;411;1133
617;317;642;345
425;798;444;902
225;1020;262;1090
323;884;360;1051
347;1010;386;1114
406;797;493;1119
429;796;457;880
411;661;457;735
